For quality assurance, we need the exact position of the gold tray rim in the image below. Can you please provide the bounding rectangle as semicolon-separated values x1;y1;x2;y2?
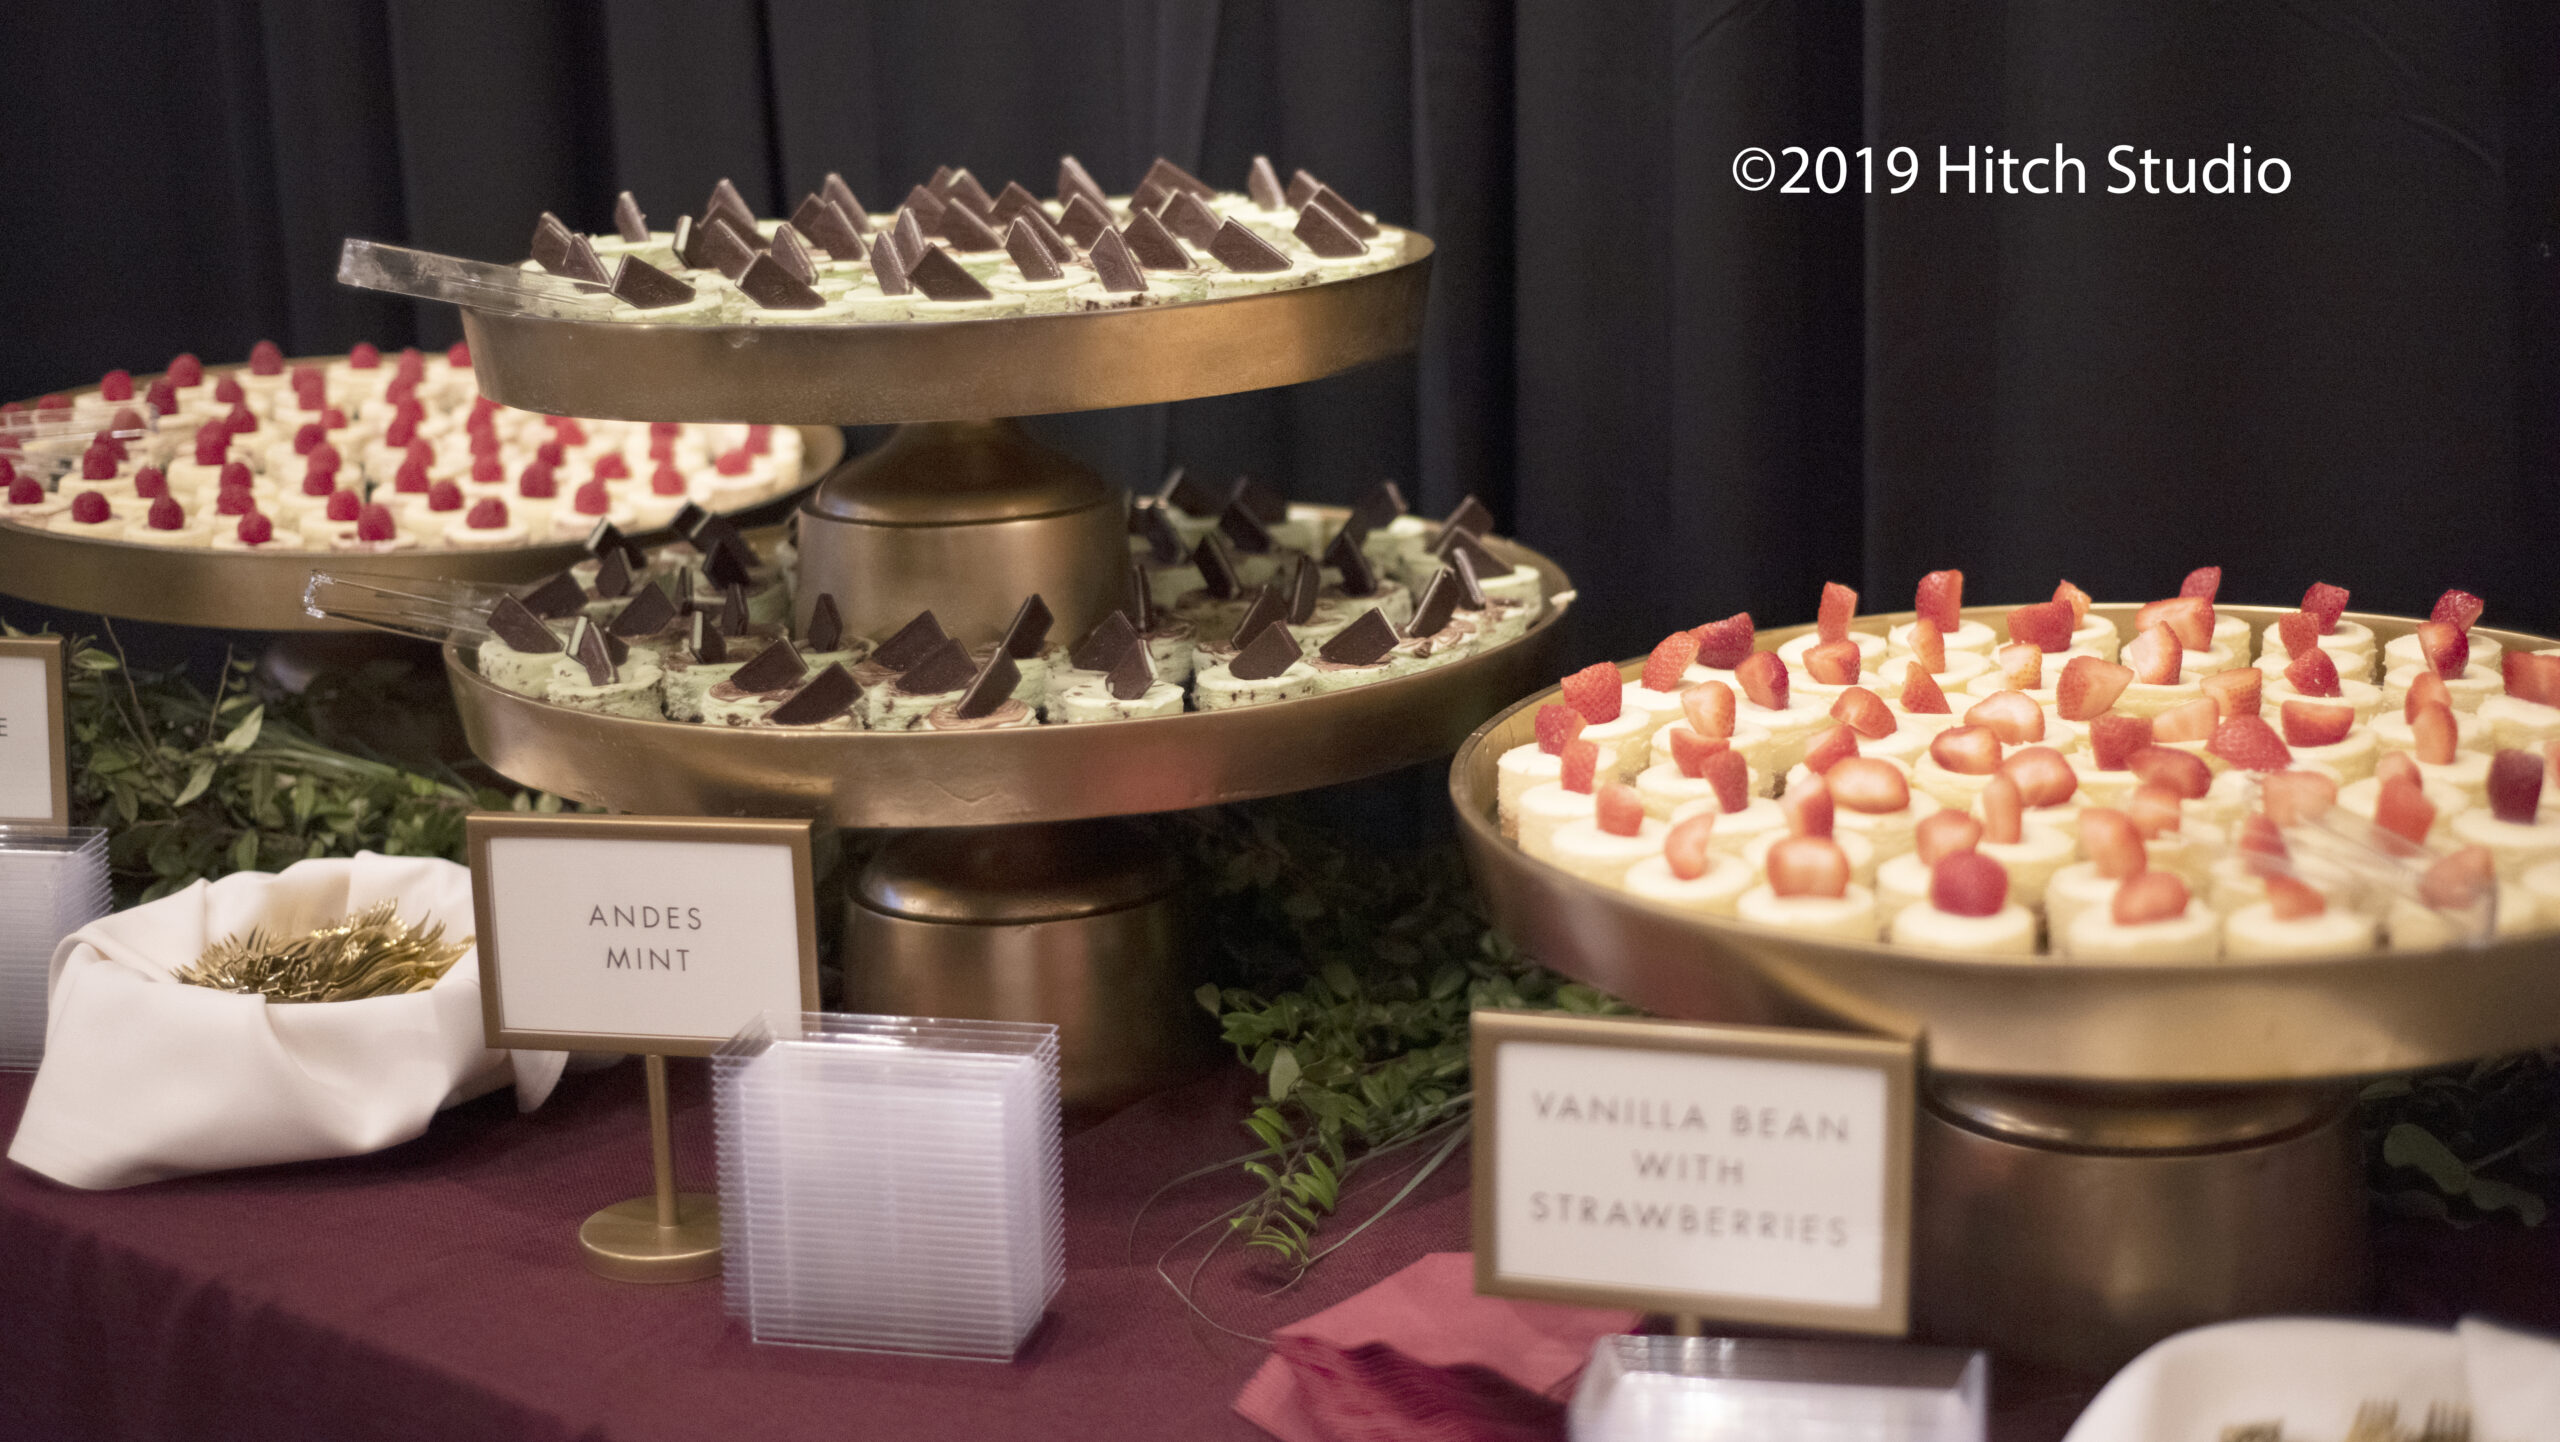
1450;601;2560;1085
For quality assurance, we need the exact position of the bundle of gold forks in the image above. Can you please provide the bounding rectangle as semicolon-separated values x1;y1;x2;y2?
2222;1400;2473;1441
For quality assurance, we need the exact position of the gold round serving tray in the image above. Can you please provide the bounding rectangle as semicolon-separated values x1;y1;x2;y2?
451;525;1568;828
1452;602;2560;1086
458;235;1434;423
0;356;840;630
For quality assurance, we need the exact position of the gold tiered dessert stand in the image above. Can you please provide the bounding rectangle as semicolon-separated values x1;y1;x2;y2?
1453;602;2560;1374
411;229;1574;1110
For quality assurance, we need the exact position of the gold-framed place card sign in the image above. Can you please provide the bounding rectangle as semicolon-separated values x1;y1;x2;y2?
0;635;70;828
466;812;820;1057
1471;1010;1917;1336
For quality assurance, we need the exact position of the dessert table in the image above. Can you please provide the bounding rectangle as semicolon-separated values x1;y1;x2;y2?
0;1063;2550;1442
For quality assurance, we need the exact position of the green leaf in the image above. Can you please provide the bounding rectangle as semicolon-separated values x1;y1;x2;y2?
171;759;217;809
2383;1123;2473;1194
1195;982;1224;1017
215;706;264;754
2464;1177;2548;1226
1268;1046;1302;1102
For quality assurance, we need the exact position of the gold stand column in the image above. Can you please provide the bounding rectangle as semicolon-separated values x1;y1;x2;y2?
578;1054;724;1283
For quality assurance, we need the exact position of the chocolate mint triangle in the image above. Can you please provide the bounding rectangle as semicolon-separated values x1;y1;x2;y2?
704;535;758;588
955;650;1020;719
1123;559;1157;632
1431;525;1503;581
1248;155;1286;210
908;246;993;301
698;218;760;281
1133;502;1184;564
938;202;1003;253
802;197;868;260
1001;594;1053;658
928;165;957;190
689;612;726;665
611;254;696;309
939;168;996;215
769;664;859;726
594;546;636;599
532;213;609;284
705;178;759;239
671;215;702;269
1319;608;1398;665
488;596;564;653
1006;220;1063;281
804;593;844;652
1141;157;1215;199
891;209;927;270
572;618;620;687
673;502;711;538
1229;620;1303;681
1057;154;1109;211
768;223;819;284
1442;494;1496;537
1122;211;1191;271
1286;169;1324;207
520;571;587;621
1322;525;1378;596
1450;549;1489;610
824;173;869;231
738;253;824;310
895;637;976;696
1209;220;1290;273
990;181;1043;226
1089;228;1145;294
1229;475;1288;523
615;191;649;243
1018;202;1074;264
1348;480;1408;533
1309;185;1380;239
1287;555;1320;624
901;184;947;229
692;512;746;557
730;638;807;693
1129;178;1174;218
719;584;754;636
1193;532;1241;599
1159;465;1221;517
1070;610;1139;673
872;610;948;671
608;583;678;639
1294;203;1365;259
871;233;912;295
1229;586;1286;651
1059;193;1115;249
1407;569;1459;638
1161;190;1220;250
1219;499;1274;554
585;521;644;566
1105;635;1156;700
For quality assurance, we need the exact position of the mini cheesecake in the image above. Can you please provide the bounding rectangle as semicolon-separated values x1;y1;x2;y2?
1975;821;2076;906
2384;630;2501;677
2368;704;2490;756
1515;781;1598;862
2281;728;2378;783
1059;678;1184;722
2259;671;2386;725
1775;631;1889;672
1548;814;1667;889
1621;850;1755;916
1635;761;1746;821
1669;794;1791;857
1648;719;1779;781
2448;808;2560;880
2223;901;2378;959
1888;618;1997;658
2387;883;2536;949
2259;620;2376;681
1735;882;1879;943
2477;693;2560;753
2382;662;2501;713
2061;892;2221;961
2336;773;2471;843
1735;692;1836;776
1889;894;2037;956
1742;828;1878;888
1498;739;1624;836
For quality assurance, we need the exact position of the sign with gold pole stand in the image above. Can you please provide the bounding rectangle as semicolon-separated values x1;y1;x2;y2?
465;812;821;1283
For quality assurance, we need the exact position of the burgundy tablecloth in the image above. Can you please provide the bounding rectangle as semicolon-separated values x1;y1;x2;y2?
1;1062;2553;1442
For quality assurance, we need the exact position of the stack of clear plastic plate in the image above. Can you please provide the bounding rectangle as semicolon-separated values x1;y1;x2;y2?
0;827;111;1070
1570;1336;1988;1442
712;1011;1065;1360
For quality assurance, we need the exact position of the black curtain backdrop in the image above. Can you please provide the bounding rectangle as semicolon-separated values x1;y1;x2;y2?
3;1;2553;657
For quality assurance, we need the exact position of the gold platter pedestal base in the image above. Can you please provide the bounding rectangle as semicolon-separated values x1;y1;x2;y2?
1912;1083;2367;1375
579;1193;724;1285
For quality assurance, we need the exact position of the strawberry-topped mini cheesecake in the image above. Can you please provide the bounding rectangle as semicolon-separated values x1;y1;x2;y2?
1646;678;1778;781
1498;703;1619;838
2046;806;2149;937
1550;781;1666;889
2370;671;2488;755
2382;590;2501;677
1621;810;1755;916
1818;753;1925;861
2014;588;2120;664
1822;683;1933;767
2337;752;2470;846
2062;862;2221;961
1558;661;1654;783
2391;697;2493;801
1889;846;2036;956
1882;617;1996;701
1972;767;2077;906
1913;721;2005;811
1666;746;1791;858
1741;777;1878;886
2382;619;2502;713
1728;647;1835;775
2388;845;2538;949
2448;749;2560;879
1887;570;1997;658
2129;593;2240;676
1774;582;1891;674
2257;583;2376;679
1735;831;1877;943
1875;809;1983;923
2275;696;2377;781
1639;720;1755;819
2068;713;2157;808
2165;566;2252;656
2224;872;2377;959
2258;633;2385;723
1620;631;1703;735
1516;739;1603;862
2485;651;2560;752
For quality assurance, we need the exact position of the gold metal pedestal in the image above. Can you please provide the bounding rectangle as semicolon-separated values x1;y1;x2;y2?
579;1054;723;1283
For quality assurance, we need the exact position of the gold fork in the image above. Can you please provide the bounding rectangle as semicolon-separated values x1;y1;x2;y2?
2344;1400;2400;1442
2413;1401;2471;1442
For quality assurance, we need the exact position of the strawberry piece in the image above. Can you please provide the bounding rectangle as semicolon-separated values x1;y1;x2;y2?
2283;645;2340;698
2001;745;2079;808
1641;631;1700;691
1898;663;1950;714
1930;851;2010;917
2430;589;2485;634
1682;680;1737;737
2180;566;2222;601
2208;715;2292;773
1965;690;2046;745
1914;570;1964;632
1804;639;1862;686
1735;651;1789;711
1559;739;1599;793
324;487;360;522
1664;814;1716;880
2089;714;2155;770
714;449;754;477
1828;757;1910;815
2417;620;2469;679
2056;656;2133;721
1560;663;1624;724
2300;582;2350;634
2375;751;2423;790
2134;595;2215;650
1979;772;2024;844
2154;696;2220;743
2502;652;2560;708
2081;808;2146;879
1668;727;1728;778
1817;581;1858;642
1596;782;1645;836
1929;725;2004;776
2128;784;2188;839
234;511;274;545
1535;703;1586;756
2265;874;2327;920
2276;609;2320;658
1996;642;2044;691
2202;666;2263;719
448;342;473;367
2279;700;2354;748
1691;613;1755;669
2112;870;2193;925
1767;836;1852;899
1909;618;1947;674
2488;748;2545;824
1782;774;1835;838
1803;723;1860;776
1701;748;1751;813
2007;600;2075;652
2404;670;2452;722
1831;686;1896;739
2052;579;2093;625
2373;776;2436;845
2260;770;2338;827
1914;810;1983;866
2127;745;2211;799
2126;624;2182;685
465;498;509;530
2410;700;2459;765
573;480;611;516
355;503;397;542
2420;846;2496;911
2235;811;2286;872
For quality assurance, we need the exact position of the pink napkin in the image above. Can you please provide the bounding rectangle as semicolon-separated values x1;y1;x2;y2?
1235;1252;1640;1442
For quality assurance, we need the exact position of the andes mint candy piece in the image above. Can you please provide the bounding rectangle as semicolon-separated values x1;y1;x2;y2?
719;584;754;636
1122;211;1191;271
769;664;859;726
729;638;808;693
520;571;587;620
1141;156;1215;199
872;610;948;671
1209;220;1289;273
1228;586;1286;650
1087;228;1147;294
692;512;746;556
895;636;976;695
1431;525;1503;580
804;593;844;652
1057;154;1109;210
1218;499;1274;554
990;180;1044;226
1319;608;1398;665
1450;548;1489;610
489;596;564;653
1442;494;1496;537
768;223;819;283
584;519;644;565
1294;202;1365;259
1001;594;1053;658
608;583;678;639
1193;532;1241;599
1407;569;1459;638
1228;621;1304;681
1247;155;1287;210
900;184;947;229
938;167;996;215
954;650;1020;719
738;253;824;309
1160;190;1220;250
1133;502;1184;564
1159;465;1221;517
571;618;620;687
1348;479;1408;533
531;213;609;283
1017;202;1074;264
1322;525;1379;596
699;217;760;280
594;546;636;599
870;233;912;295
671;214;702;268
1104;635;1156;700
1129;178;1174;217
1286;555;1320;624
614;191;649;242
689;611;726;665
611;254;696;309
823;173;870;232
1059;193;1114;248
673;502;712;537
800;197;867;260
1309;184;1380;239
891;209;928;270
908;247;994;301
1229;475;1288;523
1286;168;1324;207
1006;220;1063;281
938;201;1003;253
704;537;758;589
1124;559;1157;632
1069;610;1139;673
704;178;760;239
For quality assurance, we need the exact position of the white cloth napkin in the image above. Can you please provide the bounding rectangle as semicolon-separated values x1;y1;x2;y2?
6;852;565;1189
